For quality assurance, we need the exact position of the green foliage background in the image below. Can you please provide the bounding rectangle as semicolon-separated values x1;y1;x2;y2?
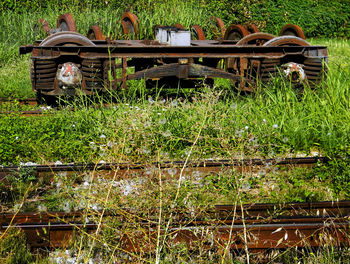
1;0;349;38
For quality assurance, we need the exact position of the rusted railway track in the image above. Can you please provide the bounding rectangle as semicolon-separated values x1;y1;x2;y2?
0;98;37;105
0;109;46;116
0;156;327;181
1;200;349;251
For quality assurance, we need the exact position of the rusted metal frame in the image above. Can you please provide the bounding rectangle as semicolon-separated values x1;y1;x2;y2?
24;45;327;59
25;45;327;91
125;63;241;82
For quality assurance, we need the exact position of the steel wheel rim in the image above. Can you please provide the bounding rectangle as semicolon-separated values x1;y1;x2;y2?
236;33;275;46
279;24;306;40
121;11;140;35
87;25;104;40
263;36;310;47
40;32;96;46
191;25;206;40
209;16;225;39
224;24;249;40
56;13;77;32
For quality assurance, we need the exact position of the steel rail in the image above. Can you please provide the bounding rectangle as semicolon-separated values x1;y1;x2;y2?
1;200;349;251
0;98;37;105
0;157;328;183
0;109;46;116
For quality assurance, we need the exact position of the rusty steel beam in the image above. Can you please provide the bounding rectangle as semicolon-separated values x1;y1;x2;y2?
21;44;327;59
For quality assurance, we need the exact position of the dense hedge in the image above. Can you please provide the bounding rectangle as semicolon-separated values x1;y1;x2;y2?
1;0;349;38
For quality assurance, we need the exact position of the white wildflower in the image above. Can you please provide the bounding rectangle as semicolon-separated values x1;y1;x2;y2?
38;204;47;212
272;124;278;129
148;97;154;104
159;118;167;125
167;168;177;176
170;100;178;107
142;147;150;154
162;130;171;137
100;134;106;139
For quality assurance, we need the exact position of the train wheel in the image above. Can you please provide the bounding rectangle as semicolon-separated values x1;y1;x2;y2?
236;32;275;46
39;32;96;46
172;23;185;30
224;24;249;41
38;18;51;35
191;25;206;40
121;11;140;35
56;13;77;32
279;24;305;40
244;24;259;34
209;16;225;39
263;36;310;47
87;25;105;40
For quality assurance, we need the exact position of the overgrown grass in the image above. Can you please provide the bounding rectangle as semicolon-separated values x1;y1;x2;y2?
1;7;350;263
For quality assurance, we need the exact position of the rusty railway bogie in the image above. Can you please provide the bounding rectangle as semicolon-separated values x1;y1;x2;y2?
24;13;328;102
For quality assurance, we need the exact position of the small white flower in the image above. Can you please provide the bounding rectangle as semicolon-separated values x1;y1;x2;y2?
159;99;166;104
272;124;278;129
168;168;177;176
262;119;266;123
15;136;19;140
37;204;47;212
63;202;70;213
159;118;167;125
24;161;37;166
327;132;331;136
170;100;178;107
148;97;154;104
100;134;106;139
135;106;140;110
231;103;237;109
245;126;249;130
72;124;76;128
283;137;289;142
241;183;251;191
142;147;150;154
55;160;63;165
157;112;162;115
125;147;131;154
162;130;171;137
